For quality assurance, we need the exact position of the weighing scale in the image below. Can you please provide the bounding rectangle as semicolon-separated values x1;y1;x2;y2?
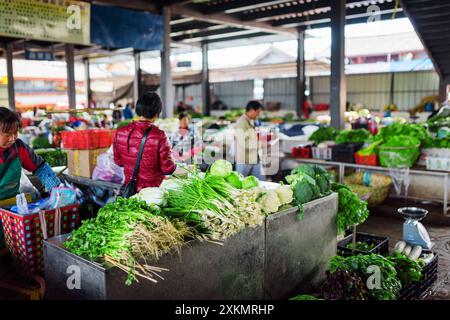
398;207;433;249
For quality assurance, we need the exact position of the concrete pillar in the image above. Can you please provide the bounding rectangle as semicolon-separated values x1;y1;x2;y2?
84;57;91;108
160;6;174;119
6;42;15;111
330;0;346;129
65;44;76;110
201;41;210;116
439;77;449;103
133;51;141;105
296;29;306;118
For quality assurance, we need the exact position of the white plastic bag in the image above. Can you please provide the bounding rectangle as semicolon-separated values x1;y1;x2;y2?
92;147;124;183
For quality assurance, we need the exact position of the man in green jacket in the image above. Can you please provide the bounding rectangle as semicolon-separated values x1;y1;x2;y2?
233;101;265;180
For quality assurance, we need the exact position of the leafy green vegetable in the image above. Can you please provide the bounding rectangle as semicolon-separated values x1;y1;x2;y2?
35;149;67;167
65;197;190;285
328;254;402;300
241;176;260;189
357;140;383;156
345;241;375;252
32;136;52;149
309;126;339;144
427;106;450;132
320;269;367;300
210;159;233;178
332;183;369;235
375;123;429;144
335;129;370;144
225;171;243;189
422;136;450;149
387;253;423;285
379;135;420;168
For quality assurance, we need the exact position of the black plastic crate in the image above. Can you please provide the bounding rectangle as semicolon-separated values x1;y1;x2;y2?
398;282;418;300
397;250;438;300
337;232;389;256
418;251;438;298
332;142;364;163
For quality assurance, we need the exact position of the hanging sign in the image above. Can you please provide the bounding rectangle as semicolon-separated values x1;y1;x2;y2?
0;0;90;45
25;49;54;61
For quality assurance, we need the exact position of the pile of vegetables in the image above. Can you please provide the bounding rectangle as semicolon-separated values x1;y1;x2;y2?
427;106;450;132
309;126;339;144
35;149;67;167
285;164;332;219
378;135;421;168
387;253;423;286
335;129;370;144
331;183;369;235
345;241;375;252
375;123;429;144
32;136;52;149
422;136;450;149
320;269;367;300
64;197;192;285
328;254;402;300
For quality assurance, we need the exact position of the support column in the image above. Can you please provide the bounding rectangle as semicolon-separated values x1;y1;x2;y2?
65;44;76;110
389;72;395;106
83;57;91;108
296;29;306;118
330;0;346;129
160;6;173;119
6;42;15;111
201;41;210;116
133;50;141;105
439;76;449;103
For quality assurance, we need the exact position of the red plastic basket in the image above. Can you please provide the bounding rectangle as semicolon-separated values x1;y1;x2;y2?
61;130;115;150
0;204;80;275
354;153;378;166
291;146;312;159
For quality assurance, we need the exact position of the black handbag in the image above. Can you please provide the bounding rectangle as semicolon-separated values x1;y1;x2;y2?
119;126;152;198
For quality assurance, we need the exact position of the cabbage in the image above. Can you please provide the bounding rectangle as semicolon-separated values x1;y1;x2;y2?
226;171;243;189
210;160;233;178
242;176;260;189
132;187;167;207
275;185;294;205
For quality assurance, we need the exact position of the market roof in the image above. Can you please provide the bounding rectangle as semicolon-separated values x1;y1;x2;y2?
399;0;450;80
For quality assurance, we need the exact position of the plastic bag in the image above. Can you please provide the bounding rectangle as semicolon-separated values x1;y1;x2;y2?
10;197;48;214
19;170;39;199
46;187;77;209
92;147;124;183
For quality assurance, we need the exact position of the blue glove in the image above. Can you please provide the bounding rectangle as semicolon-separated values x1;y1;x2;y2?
35;163;61;192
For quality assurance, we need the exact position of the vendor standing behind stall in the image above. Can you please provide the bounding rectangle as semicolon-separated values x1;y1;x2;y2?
0;107;61;201
234;101;265;180
113;92;176;191
171;112;202;164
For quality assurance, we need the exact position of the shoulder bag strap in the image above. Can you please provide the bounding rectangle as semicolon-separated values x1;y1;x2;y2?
129;126;152;183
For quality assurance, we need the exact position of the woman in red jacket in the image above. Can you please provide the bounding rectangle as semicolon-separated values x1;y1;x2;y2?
113;92;176;191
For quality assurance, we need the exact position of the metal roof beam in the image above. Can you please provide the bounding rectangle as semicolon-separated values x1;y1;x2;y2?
272;1;399;27
170;3;298;36
197;0;293;15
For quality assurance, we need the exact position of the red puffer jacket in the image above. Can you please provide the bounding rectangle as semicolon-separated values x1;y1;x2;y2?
113;121;176;191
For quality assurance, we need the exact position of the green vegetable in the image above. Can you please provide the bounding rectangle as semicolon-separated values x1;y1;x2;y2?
64;197;190;285
225;171;243;189
357;140;383;156
309;126;339;144
375;123;429;144
379;135;420;168
345;241;375;252
241;176;260;189
332;183;369;235
422;136;450;149
35;149;67;167
335;129;370;144
210;159;233;178
387;253;422;285
329;254;402;300
32;136;52;149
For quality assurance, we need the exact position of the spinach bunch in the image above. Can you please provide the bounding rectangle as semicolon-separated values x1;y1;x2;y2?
328;254;402;300
309;126;339;144
422;136;450;149
320;269;367;300
387;253;423;285
332;183;369;235
375;123;429;144
335;129;370;144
